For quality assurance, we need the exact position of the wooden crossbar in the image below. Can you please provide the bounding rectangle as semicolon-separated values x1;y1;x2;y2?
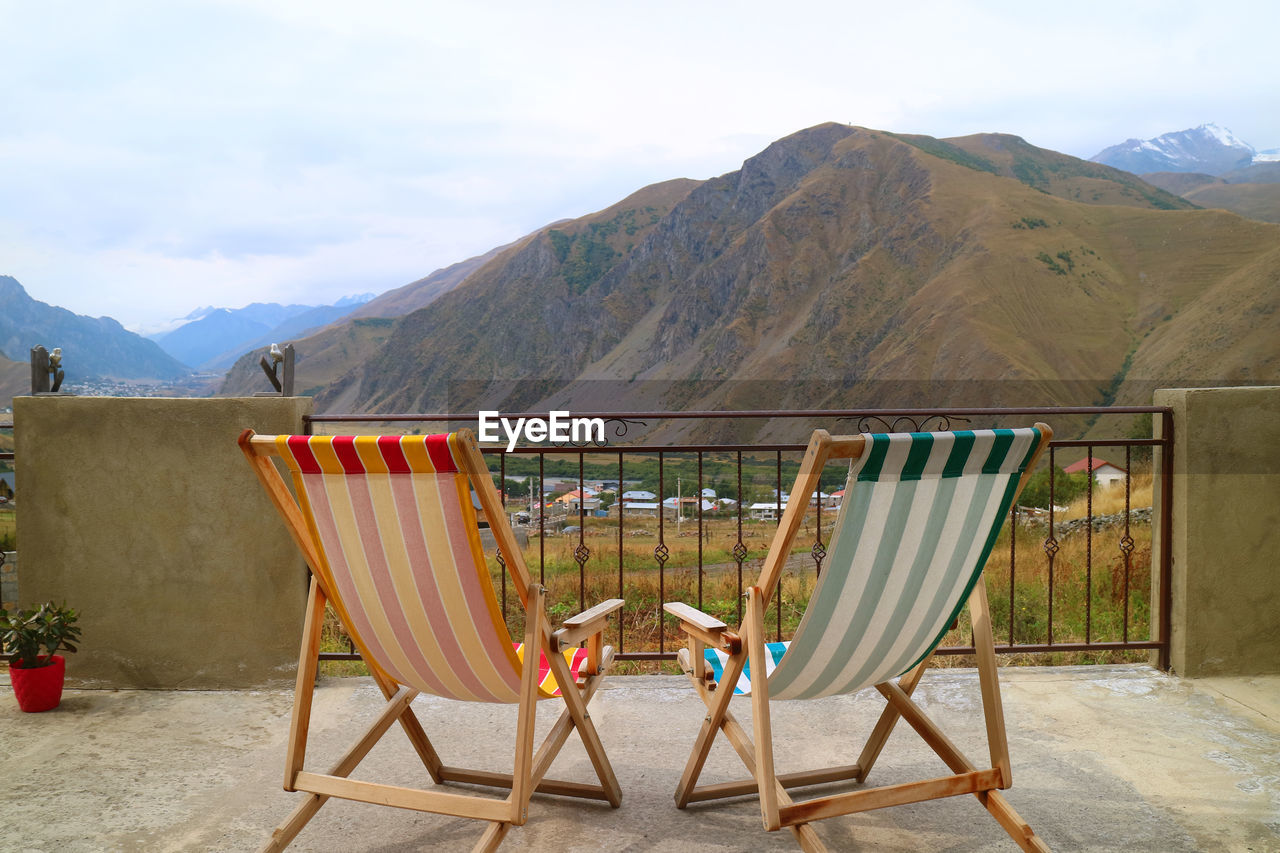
683;764;864;803
778;769;1003;826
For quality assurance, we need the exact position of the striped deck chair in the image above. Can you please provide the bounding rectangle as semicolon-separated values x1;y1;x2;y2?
664;424;1053;852
239;428;623;852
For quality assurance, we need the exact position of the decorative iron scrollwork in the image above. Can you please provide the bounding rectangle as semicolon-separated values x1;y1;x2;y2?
550;417;649;447
654;542;670;568
837;414;972;433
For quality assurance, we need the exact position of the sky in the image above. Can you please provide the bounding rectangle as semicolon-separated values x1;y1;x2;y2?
2;0;1278;333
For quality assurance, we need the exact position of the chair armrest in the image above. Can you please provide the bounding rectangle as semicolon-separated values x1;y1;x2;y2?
552;598;624;651
663;602;741;654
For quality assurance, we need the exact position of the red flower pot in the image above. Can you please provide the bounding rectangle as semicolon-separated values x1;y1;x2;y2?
9;654;66;712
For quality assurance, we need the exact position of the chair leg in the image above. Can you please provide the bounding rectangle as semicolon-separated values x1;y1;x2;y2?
746;586;780;831
471;820;512;853
543;628;623;807
511;585;546;823
674;642;748;808
284;576;326;790
970;581;1012;786
262;685;420;850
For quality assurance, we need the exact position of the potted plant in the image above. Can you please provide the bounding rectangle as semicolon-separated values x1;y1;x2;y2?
1;601;81;712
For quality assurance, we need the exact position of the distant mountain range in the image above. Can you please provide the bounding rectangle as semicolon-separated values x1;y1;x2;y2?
1091;123;1263;175
150;294;375;370
218;123;1280;440
0;275;189;397
1088;123;1280;224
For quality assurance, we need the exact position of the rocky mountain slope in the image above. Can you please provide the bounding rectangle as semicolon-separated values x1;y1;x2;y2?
221;125;1280;440
219;178;698;402
0;351;25;412
0;275;190;385
342;242;514;323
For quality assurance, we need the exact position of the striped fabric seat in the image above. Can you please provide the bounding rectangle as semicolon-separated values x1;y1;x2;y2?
276;433;564;702
758;427;1042;701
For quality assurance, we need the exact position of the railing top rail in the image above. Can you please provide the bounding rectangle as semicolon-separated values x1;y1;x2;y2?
306;405;1173;424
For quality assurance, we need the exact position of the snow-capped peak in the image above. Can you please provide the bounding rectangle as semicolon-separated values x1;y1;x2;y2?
1198;123;1253;153
1092;123;1258;175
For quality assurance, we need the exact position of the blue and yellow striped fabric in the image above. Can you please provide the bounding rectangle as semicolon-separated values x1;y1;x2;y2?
704;642;788;695
707;428;1042;699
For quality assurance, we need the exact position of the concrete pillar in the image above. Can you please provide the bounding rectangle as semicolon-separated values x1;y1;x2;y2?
14;396;313;688
1153;387;1280;677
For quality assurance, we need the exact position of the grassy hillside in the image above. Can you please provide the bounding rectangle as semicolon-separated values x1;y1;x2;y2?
1143;169;1280;224
1175;183;1280;224
898;132;1196;210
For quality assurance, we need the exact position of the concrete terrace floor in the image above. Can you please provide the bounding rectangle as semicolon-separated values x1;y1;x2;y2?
2;665;1279;853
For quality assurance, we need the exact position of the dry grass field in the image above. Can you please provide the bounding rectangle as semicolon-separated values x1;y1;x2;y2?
319;479;1155;676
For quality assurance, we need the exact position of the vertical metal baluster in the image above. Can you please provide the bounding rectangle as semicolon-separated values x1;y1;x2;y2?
735;450;746;625
576;453;587;613
498;450;508;620
538;453;545;587
1009;503;1017;646
656;451;668;655
1119;444;1135;644
775;450;782;641
1086;446;1094;646
1045;446;1059;647
617;452;625;655
696;453;705;611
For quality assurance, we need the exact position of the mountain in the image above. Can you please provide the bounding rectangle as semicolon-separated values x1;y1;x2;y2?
219;179;698;400
154;296;373;369
219;124;1280;442
343;245;514;322
1141;162;1280;224
0;276;190;386
897;131;1194;210
197;298;376;370
0;350;26;412
1091;123;1256;175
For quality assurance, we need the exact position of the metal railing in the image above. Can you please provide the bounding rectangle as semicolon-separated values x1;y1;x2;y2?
307;407;1172;670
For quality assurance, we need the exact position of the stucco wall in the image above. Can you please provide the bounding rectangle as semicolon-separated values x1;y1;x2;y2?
1154;386;1280;677
13;396;312;688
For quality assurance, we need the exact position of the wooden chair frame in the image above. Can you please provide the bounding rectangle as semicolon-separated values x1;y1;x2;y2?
240;428;623;852
664;426;1053;852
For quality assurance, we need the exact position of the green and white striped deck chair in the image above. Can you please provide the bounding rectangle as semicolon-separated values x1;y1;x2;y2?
664;424;1053;853
240;428;623;853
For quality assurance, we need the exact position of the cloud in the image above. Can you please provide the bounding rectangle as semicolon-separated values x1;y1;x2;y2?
1;0;1277;329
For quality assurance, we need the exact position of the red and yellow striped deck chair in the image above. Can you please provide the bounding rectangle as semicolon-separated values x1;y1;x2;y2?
665;425;1053;852
239;428;623;852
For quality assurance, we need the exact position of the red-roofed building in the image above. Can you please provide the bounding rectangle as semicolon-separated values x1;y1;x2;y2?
1063;457;1127;487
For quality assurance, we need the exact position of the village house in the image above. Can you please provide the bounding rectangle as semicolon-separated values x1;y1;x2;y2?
554;488;600;513
1064;456;1127;487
